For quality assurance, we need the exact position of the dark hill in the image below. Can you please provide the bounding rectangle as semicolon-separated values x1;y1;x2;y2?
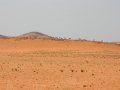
0;35;7;38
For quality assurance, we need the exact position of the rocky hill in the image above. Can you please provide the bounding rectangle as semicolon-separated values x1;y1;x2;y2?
16;32;54;39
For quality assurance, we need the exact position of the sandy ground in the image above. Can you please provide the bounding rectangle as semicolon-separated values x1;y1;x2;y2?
0;39;120;90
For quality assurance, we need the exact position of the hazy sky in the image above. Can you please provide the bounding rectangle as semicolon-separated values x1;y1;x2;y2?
0;0;120;41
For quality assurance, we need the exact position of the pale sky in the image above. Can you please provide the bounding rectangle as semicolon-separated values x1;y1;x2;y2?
0;0;120;41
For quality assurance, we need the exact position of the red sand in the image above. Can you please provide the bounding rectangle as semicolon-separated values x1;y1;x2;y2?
0;39;120;90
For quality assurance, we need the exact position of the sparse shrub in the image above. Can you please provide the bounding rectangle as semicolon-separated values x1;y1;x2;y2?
71;70;74;72
83;85;87;87
60;70;63;72
33;70;38;74
12;68;19;72
92;73;94;76
81;69;84;72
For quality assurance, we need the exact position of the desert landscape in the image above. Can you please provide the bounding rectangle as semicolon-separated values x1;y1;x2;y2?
0;32;120;90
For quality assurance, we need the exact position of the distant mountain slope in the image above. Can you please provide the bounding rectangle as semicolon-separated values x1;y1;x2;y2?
0;35;7;38
17;32;54;39
115;42;120;44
